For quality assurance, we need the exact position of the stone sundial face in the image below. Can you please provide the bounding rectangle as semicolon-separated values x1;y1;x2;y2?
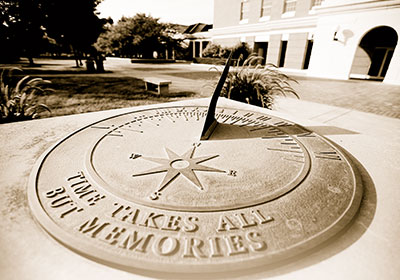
28;101;362;274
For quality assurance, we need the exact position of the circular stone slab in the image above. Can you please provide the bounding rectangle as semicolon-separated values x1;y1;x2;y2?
28;104;362;273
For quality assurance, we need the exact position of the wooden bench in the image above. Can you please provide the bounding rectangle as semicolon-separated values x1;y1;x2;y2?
144;78;172;95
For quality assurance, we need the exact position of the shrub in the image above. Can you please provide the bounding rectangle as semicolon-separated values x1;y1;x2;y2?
202;42;251;62
202;43;221;58
217;54;299;109
193;57;227;65
0;68;52;123
231;42;251;61
219;46;232;58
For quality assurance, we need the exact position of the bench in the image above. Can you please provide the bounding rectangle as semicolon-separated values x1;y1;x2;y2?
144;78;172;95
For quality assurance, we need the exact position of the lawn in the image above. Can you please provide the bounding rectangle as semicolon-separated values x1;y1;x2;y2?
164;71;220;80
1;58;225;122
36;75;197;118
1;69;199;121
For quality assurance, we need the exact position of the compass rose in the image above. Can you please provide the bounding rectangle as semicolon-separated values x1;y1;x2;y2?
132;146;225;200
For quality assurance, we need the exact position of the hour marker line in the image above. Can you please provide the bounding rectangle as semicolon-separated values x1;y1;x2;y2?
250;126;271;132
262;136;289;139
284;158;305;163
267;148;303;153
121;128;143;133
315;156;341;160
91;126;110;129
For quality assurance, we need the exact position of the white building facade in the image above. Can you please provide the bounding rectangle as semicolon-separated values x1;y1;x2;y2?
209;0;400;84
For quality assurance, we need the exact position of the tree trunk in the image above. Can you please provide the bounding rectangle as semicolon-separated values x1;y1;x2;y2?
95;58;104;73
28;56;35;65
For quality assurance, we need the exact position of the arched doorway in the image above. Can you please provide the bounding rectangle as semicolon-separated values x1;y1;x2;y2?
350;26;398;80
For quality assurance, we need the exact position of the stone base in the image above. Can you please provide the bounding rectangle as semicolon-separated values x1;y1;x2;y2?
1;98;399;279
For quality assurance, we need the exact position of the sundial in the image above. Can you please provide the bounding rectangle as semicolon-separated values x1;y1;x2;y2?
28;57;362;274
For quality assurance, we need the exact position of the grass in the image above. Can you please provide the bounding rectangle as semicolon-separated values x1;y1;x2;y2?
13;75;196;119
164;71;220;80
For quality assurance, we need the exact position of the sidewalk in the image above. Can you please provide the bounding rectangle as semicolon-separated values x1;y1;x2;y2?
108;57;400;119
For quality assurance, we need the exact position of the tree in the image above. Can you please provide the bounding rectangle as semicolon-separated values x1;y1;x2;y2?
160;23;190;60
0;0;46;64
95;14;165;58
41;0;108;67
0;0;107;67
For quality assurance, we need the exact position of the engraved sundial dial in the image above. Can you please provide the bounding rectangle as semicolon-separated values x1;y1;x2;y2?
28;56;363;274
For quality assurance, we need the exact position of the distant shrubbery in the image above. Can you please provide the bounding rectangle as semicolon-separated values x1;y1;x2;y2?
202;42;252;63
193;57;228;65
202;43;222;58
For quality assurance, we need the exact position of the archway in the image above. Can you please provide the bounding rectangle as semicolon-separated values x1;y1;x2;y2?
350;26;398;80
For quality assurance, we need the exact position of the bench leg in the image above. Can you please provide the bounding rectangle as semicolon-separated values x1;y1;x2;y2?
159;85;169;95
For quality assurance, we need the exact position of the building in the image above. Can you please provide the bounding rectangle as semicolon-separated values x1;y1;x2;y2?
183;23;213;58
208;0;400;84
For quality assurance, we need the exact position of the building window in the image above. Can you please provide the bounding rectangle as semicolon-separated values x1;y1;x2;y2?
303;40;313;69
311;0;324;7
240;0;250;21
260;0;272;18
279;40;288;67
283;0;296;13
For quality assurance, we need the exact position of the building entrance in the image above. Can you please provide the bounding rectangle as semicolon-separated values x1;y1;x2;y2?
254;42;268;64
350;26;397;80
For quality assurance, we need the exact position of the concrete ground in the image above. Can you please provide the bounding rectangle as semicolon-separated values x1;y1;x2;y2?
7;57;400;119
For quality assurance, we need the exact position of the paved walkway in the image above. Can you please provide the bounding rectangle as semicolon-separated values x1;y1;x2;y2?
106;58;400;119
5;57;400;119
289;76;400;119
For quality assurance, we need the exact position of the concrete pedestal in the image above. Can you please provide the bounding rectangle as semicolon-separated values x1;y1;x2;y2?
1;98;399;279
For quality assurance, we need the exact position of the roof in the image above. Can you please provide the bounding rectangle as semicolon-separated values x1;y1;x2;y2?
183;23;213;34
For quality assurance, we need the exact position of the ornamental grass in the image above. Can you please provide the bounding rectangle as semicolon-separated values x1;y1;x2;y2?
0;68;52;123
213;54;299;109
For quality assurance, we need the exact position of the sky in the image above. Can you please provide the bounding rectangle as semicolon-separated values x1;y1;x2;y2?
97;0;214;25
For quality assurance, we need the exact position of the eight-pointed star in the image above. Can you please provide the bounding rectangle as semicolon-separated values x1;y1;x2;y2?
132;147;224;195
